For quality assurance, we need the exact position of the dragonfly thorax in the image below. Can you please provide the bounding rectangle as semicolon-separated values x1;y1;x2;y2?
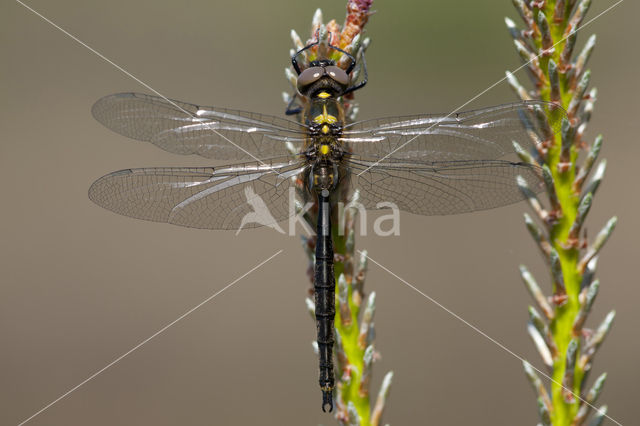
302;92;346;194
306;97;344;135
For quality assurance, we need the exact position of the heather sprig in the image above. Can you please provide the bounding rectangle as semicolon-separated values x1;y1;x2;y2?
506;1;616;424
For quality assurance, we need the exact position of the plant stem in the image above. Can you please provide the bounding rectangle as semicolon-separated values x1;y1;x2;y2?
507;1;616;425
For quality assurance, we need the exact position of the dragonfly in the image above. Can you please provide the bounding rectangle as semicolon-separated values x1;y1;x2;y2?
88;37;563;412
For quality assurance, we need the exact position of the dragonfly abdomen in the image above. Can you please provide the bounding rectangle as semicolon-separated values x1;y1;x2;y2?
314;189;336;412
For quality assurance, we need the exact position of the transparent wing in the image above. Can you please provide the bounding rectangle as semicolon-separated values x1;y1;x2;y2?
92;93;308;160
342;101;564;161
88;157;308;230
343;156;543;216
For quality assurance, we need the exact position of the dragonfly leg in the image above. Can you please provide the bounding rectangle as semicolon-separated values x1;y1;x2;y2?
342;50;368;96
285;92;303;116
291;29;321;74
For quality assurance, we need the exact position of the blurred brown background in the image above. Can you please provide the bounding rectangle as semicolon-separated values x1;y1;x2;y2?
1;0;638;424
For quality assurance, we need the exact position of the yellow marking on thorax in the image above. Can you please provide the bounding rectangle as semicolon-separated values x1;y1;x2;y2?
321;125;330;134
313;104;338;125
316;91;331;99
319;144;330;155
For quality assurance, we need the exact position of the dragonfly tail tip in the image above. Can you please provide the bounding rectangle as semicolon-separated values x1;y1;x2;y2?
321;391;333;412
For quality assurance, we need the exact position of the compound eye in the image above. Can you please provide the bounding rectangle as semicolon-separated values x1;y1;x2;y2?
325;66;350;86
297;66;324;92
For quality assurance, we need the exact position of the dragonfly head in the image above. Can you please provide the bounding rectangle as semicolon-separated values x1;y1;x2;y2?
290;33;368;101
296;59;350;99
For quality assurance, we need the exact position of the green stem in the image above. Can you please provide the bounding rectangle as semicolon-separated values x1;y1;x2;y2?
334;244;372;423
508;1;614;425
